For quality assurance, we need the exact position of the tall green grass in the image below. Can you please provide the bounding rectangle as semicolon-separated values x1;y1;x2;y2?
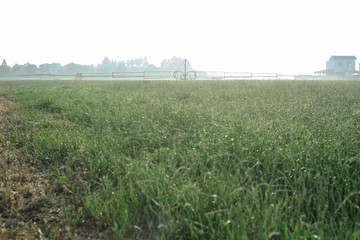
1;80;360;239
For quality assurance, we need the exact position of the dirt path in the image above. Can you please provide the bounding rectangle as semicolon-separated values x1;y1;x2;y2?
0;90;70;239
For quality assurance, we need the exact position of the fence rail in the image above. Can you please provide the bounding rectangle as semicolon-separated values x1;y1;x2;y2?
17;71;294;80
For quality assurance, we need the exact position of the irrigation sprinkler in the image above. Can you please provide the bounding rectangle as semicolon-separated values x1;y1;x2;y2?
172;59;197;80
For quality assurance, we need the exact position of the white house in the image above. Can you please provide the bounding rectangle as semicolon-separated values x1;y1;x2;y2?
315;56;357;78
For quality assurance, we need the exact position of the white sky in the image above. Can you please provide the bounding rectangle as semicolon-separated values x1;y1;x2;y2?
0;0;359;75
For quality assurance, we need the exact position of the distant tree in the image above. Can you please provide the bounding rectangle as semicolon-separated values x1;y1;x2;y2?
100;57;111;72
24;63;38;75
12;64;23;76
127;58;143;67
80;64;96;73
94;56;193;73
124;57;152;72
115;61;127;72
61;63;82;75
98;57;118;73
147;64;158;71
160;56;193;71
59;63;96;74
39;63;50;74
143;56;149;66
0;59;12;77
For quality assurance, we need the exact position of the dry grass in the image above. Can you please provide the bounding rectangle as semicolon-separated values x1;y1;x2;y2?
0;91;86;240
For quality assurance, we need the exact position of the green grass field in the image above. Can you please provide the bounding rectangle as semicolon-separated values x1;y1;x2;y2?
1;80;360;239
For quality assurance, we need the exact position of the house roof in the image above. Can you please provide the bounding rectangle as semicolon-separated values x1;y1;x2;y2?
330;56;357;60
314;70;329;74
314;69;337;75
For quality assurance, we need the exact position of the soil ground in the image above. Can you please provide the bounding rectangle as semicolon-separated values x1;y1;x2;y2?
0;90;72;239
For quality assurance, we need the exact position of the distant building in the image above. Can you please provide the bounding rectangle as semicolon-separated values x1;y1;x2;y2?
315;56;357;78
39;63;61;74
49;63;61;74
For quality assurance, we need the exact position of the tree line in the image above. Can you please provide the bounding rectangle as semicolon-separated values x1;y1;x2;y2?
0;56;193;77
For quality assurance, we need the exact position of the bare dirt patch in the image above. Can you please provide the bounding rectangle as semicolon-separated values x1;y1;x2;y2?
0;90;75;239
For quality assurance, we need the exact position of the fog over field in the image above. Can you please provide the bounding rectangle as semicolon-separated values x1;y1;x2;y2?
1;0;359;75
1;1;360;239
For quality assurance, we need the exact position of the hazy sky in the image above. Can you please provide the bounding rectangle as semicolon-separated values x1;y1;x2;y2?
1;0;359;74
